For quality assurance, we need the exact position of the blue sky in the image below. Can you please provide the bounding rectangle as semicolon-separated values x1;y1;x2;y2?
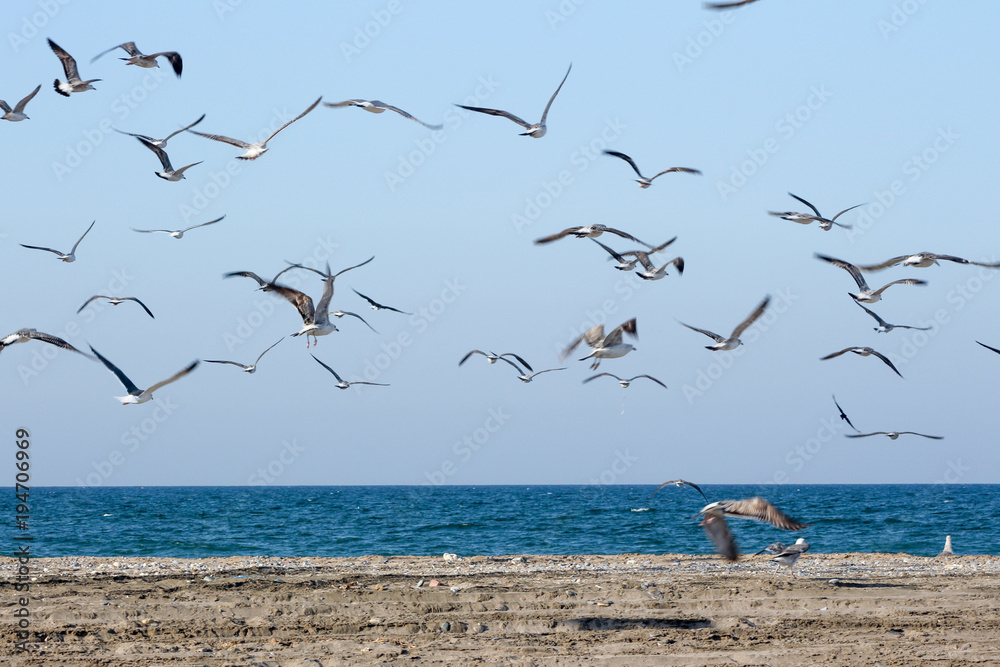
2;1;998;487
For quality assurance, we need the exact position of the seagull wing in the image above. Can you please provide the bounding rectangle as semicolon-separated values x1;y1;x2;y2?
560;331;588;360
534;228;578;244
141;360;199;398
820;347;856;360
526;368;565;380
680;322;726;344
705;0;760;8
899;432;944;440
538;63;572;125
91;42;129;63
352;288;408;314
310;353;344;382
846;432;885;439
49;39;81;80
69;220;95;255
603;150;644;178
270;285;315;325
870;278;927;298
147;51;182;77
719;497;809;531
253;338;284;365
829;203;865;221
855;302;888;327
203;359;249;368
77;295;104;313
18;330;87;356
13;84;41;113
590;238;627;262
459;350;488;366
123;297;155;319
730;295;770;339
869;349;903;377
455;104;532;130
633;374;667;389
162;114;206;142
815;253;869;291
653;479;707;501
583;372;620;384
700;510;738;561
377;101;442;130
603;318;638;347
313;271;336;325
20;244;63;257
603;227;653;248
856;255;910;272
264;96;322;143
499;353;533;372
649;167;702;181
333;256;375;280
188;129;251;149
89;345;141;395
138;137;173;171
333;310;378;333
180;215;225;234
977;341;1000;355
223;271;268;288
788;193;823;218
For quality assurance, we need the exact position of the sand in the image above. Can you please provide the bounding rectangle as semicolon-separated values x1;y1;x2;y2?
3;552;1000;665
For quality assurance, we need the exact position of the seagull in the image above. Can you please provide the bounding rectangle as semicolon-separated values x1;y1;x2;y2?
136;137;202;181
0;84;41;122
858;252;1000;272
770;538;810;575
562;318;638;370
635;253;685;281
114;114;205;148
583;373;667;389
77;295;154;319
269;263;338;347
311;354;389;389
353;289;410;314
695;497;809;531
651;479;707;501
91;41;183;77
602;150;702;188
815;254;926;303
189;97;322;160
846;431;943;440
855;302;930;334
680;296;770;351
753;541;787;556
204;339;283;374
90;345;198;405
132;215;224;239
224;264;305;293
21;220;95;263
460;350;533;372
455;63;571;138
1;329;90;357
324;99;442;130
535;224;652;247
769;193;863;231
832;395;859;433
515;367;565;383
591;237;677;271
820;346;903;378
48;39;101;96
330;310;379;334
977;341;1000;355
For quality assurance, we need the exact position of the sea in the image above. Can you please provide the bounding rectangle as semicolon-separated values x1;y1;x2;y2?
7;484;999;559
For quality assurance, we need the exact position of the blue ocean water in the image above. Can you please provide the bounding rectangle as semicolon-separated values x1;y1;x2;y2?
6;485;999;558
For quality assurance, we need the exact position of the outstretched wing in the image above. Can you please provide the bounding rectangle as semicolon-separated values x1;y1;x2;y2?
264;96;322;143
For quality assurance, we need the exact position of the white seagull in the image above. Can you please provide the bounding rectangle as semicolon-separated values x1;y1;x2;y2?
91;41;183;77
562;318;638;369
49;39;100;96
21;220;95;263
651;479;708;502
132;215;224;239
769;193;863;231
820;346;903;378
1;329;90;357
269;263;338;347
858;252;1000;272
770;538;810;575
204;339;283;374
680;296;770;351
815;254;926;303
535;224;652;247
846;431;943;441
311;354;389;389
515;367;565;383
330;310;379;334
189;97;322;160
602;150;702;188
583;373;666;389
77;295;154;319
855;302;930;334
460;350;533;372
352;288;410;315
114;114;205;148
1;84;41;122
324;99;442;130
635;253;685;281
696;497;808;562
90;345;198;405
455;63;571;138
591;237;677;271
136;137;202;181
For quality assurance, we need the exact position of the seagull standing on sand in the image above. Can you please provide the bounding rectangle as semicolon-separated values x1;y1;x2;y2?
562;318;638;370
602;150;701;188
325;99;442;130
769;193;863;231
815;254;926;303
132;216;224;239
680;296;770;351
858;252;1000;271
535;224;652;247
90;345;198;405
456;64;571;138
855;302;930;334
48;39;100;96
311;354;389;389
77;295;154;319
91;42;183;77
820;346;903;378
114;114;205;147
136;137;202;181
1;329;90;357
583;373;667;389
204;339;283;374
846;431;943;441
770;538;810;575
21;221;95;263
0;84;41;122
189;97;322;160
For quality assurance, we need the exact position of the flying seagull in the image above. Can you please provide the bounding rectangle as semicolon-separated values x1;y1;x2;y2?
651;479;707;502
855;302;930;334
204;338;283;374
602;150;701;188
136;137;202;181
91;41;183;77
680;296;770;351
330;310;379;334
977;341;1000;355
311;354;388;389
832;394;860;433
815;254;926;303
696;497;808;561
89;345;198;405
770;538;810;575
77;295;154;319
635;253;684;281
189;96;322;160
515;367;565;383
114;114;205;147
535;224;652;247
353;288;410;314
1;329;90;357
591;237;677;271
858;252;1000;272
583;373;667;389
460;350;533;372
456;63;571;138
48;39;100;96
268;263;338;347
21;220;95;263
224;264;306;293
846;431;943;441
821;346;902;378
132;215;224;239
768;193;863;231
562;318;638;369
324;99;442;130
0;84;41;122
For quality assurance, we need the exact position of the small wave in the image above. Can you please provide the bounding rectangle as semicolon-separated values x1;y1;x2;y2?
631;507;653;512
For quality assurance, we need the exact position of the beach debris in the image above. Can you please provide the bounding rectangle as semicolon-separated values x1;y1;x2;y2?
442;552;458;561
414;578;424;588
428;579;440;587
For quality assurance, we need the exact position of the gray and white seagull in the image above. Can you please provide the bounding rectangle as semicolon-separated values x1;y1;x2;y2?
460;350;533;372
846;431;943;441
21;220;95;263
1;329;91;358
696;497;809;562
49;39;100;96
325;99;442;130
769;193;863;231
91;41;183;77
136;137;202;181
114;114;205;148
90;345;198;405
820;346;903;378
855;302;930;334
204;338;283;374
858;252;1000;272
77;295;154;319
591;237;677;271
456;64;571;138
132;215;224;239
189;97;322;160
815;253;926;303
0;84;41;122
603;150;702;188
311;354;389;389
536;224;652;247
583;373;666;389
680;296;770;351
562;318;638;369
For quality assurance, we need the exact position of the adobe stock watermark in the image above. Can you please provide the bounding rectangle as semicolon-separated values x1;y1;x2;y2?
716;85;833;201
424;408;511;485
213;0;244;20
511;117;627;234
767;410;852;484
248;439;306;485
878;0;930;39
340;0;404;63
553;272;650;358
935;459;970;484
384;75;501;192
545;0;587;30
588;449;639;486
673;11;738;72
8;0;72;53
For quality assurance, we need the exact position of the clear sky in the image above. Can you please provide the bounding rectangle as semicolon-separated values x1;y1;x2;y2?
3;1;998;487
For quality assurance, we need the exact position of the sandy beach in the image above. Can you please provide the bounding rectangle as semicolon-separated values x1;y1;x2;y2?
3;552;1000;665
